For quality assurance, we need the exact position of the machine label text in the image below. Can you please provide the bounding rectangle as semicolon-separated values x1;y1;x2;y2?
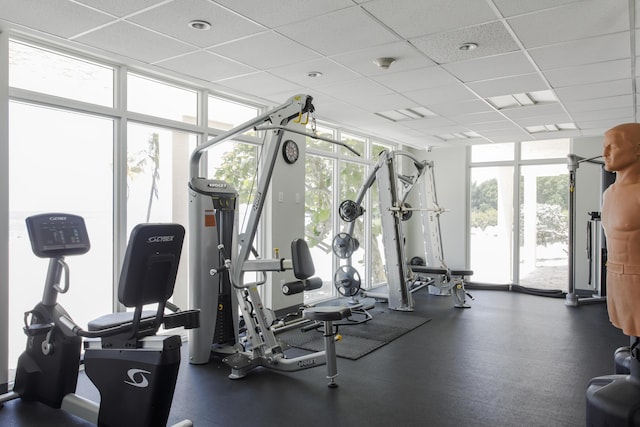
298;358;317;368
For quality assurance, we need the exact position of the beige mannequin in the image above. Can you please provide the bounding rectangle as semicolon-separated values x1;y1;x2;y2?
602;123;640;336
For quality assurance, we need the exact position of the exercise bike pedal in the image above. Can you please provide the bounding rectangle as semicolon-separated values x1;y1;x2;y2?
23;322;54;337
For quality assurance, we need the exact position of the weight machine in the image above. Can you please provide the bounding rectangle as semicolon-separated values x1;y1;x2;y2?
188;94;358;387
565;154;614;307
334;150;472;311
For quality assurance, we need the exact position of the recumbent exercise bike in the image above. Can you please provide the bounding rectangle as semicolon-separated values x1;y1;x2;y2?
0;213;199;426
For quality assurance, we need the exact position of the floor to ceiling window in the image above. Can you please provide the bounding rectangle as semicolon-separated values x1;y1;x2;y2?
7;40;116;373
469;139;569;289
8;102;114;370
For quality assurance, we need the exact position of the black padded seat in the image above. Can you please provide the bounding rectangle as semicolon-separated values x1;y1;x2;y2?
303;306;351;322
450;269;474;276
410;266;447;275
88;310;157;332
410;266;473;277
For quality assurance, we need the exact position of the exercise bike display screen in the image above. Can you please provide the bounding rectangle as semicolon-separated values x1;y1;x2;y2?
26;213;91;258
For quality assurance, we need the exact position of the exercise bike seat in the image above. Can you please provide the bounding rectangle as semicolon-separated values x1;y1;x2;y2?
87;310;157;331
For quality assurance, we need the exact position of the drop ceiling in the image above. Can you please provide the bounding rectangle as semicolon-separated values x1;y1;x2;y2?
0;0;637;148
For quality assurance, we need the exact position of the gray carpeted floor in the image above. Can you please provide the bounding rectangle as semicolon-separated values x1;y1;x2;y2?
278;307;431;359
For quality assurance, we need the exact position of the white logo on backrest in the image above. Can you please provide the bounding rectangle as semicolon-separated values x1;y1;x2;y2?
147;235;174;243
124;368;151;388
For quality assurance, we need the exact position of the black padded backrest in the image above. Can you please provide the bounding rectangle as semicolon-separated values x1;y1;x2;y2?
291;238;315;280
118;223;185;308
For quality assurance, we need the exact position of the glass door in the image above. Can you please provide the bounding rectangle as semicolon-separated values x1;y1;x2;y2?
518;164;569;290
469;166;514;283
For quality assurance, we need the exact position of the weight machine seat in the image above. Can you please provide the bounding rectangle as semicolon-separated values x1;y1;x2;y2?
303;306;351;322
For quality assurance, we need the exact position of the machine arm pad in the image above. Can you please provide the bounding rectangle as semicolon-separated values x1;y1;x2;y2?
282;277;323;295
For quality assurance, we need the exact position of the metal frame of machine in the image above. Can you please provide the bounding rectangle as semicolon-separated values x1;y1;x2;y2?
188;94;357;384
335;150;472;311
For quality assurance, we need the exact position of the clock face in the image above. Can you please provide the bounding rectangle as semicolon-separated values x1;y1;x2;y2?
282;139;299;164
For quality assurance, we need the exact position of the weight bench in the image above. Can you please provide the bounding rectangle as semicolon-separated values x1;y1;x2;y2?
410;264;474;308
284;239;351;387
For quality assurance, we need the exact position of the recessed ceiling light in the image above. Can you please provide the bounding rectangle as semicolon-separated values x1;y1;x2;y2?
307;71;323;78
188;20;211;30
459;42;478;51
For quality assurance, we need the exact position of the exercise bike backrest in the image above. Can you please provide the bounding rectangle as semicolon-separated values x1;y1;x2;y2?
114;222;186;337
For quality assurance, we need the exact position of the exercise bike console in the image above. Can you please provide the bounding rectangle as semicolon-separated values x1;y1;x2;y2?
26;213;90;258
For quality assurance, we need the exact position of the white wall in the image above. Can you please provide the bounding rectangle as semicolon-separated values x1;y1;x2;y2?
264;128;306;312
405;145;469;269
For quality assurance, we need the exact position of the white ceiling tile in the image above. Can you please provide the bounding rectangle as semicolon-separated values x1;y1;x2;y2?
405;83;478;105
411;21;520;64
74;21;195;63
530;129;581;139
372;66;458;93
0;0;114;38
564;94;633;113
127;0;264;48
428;100;493;116
493;0;585;18
314;78;393;103
209;32;320;69
217;71;304;98
362;0;498;39
155;50;256;82
570;106;631;121
355;93;422;113
214;0;355;28
478;128;534;142
330;41;435;76
555;79;632;101
398;117;456;130
454;111;509;125
507;0;629;48
577;117;633;132
468;121;522;132
443;51;536;82
511;113;572;127
269;58;360;86
276;7;398;56
544;59;631;88
500;102;567;120
467;73;548;97
529;32;630;71
422;125;477;135
74;0;162;17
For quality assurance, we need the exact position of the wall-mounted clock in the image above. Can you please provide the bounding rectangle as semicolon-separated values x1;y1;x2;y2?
282;139;299;164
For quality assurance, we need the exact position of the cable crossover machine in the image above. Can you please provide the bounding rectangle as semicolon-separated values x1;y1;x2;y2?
332;149;473;311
